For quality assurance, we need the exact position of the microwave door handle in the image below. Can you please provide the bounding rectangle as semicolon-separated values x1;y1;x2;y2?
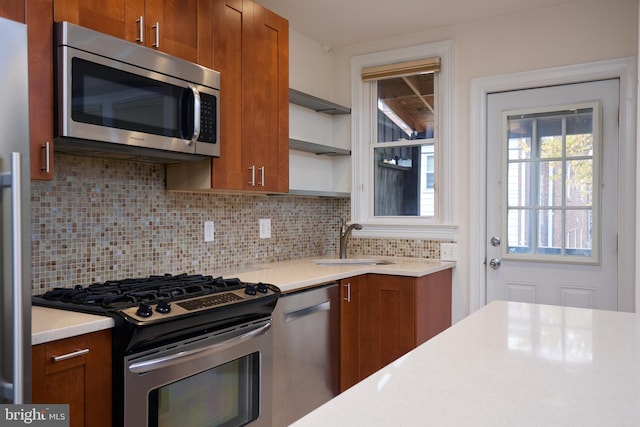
186;84;201;145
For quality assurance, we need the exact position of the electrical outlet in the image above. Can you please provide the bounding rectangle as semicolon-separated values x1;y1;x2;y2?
440;243;457;261
259;218;271;239
204;221;215;242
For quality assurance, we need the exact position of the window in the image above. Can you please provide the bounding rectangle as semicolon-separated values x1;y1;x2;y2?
351;41;455;239
505;103;600;262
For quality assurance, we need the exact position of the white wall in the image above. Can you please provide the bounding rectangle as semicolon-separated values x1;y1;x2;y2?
290;0;638;321
288;29;352;194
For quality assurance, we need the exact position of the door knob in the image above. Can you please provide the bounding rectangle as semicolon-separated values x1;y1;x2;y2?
490;236;501;247
489;258;501;269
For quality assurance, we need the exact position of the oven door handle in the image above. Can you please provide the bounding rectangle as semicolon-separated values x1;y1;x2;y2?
128;322;271;374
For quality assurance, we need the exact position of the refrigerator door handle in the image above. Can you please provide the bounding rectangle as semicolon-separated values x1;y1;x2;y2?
0;153;25;403
11;153;24;404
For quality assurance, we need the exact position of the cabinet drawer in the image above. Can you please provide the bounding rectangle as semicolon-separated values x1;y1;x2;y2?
43;335;89;375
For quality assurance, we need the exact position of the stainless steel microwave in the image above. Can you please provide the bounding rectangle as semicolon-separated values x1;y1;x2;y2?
54;21;220;163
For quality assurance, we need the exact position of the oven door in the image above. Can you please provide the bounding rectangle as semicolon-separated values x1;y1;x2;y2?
123;318;273;427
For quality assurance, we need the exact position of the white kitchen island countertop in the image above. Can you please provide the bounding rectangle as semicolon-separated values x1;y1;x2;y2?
291;300;640;427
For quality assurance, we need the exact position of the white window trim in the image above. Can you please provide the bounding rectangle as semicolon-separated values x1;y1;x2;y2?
350;40;457;240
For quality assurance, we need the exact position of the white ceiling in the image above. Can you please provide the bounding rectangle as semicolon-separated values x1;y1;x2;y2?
254;0;579;49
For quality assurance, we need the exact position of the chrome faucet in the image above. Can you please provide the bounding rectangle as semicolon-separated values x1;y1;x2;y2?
339;219;362;259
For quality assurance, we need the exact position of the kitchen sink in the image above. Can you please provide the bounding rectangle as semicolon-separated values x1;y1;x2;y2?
313;258;395;266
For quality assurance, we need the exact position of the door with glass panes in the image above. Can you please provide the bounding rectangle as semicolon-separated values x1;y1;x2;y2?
486;79;619;310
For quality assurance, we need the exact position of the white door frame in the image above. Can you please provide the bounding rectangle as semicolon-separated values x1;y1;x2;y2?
469;57;636;313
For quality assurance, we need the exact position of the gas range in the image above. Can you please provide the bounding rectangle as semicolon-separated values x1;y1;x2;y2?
32;273;280;352
34;273;281;426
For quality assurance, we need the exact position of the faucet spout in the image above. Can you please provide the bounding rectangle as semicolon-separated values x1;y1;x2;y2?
339;220;362;259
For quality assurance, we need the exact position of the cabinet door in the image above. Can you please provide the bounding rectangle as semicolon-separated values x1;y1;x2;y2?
366;274;416;367
339;275;365;392
415;268;452;344
54;0;130;38
32;330;112;427
211;0;251;190
0;1;24;22
27;0;55;180
144;0;200;63
2;1;55;180
252;3;288;192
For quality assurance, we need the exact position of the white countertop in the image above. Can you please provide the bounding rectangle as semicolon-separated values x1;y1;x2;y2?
291;301;640;427
32;306;115;345
32;257;454;344
227;257;455;294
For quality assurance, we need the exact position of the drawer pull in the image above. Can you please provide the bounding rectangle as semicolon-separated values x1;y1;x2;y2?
52;348;89;363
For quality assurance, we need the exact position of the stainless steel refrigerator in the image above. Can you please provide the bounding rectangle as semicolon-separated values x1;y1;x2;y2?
0;16;32;404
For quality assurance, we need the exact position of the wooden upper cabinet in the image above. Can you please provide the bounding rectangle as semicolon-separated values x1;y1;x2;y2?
143;0;201;64
0;1;25;22
209;0;250;190
206;0;288;192
54;0;129;39
1;1;56;180
251;3;289;192
54;0;213;67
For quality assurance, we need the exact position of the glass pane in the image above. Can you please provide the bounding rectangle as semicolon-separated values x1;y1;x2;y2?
537;209;562;254
508;118;532;160
374;73;436;217
375;145;435;216
566;111;593;156
539;135;562;159
506;209;532;254
538;160;562;207
504;107;597;261
507;162;530;207
565;209;593;256
566;159;593;207
377;74;434;142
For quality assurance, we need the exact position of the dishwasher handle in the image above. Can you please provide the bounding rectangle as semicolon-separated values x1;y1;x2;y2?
284;300;331;323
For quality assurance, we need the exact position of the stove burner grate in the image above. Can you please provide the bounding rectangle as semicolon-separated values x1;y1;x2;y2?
39;274;247;310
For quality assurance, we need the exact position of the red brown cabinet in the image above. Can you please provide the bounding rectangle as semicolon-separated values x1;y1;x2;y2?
32;329;112;427
0;0;55;180
340;269;452;392
167;0;289;193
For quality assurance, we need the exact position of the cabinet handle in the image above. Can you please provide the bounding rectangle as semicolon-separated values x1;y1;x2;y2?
136;16;144;43
40;142;50;173
258;166;265;187
248;165;255;186
343;283;351;302
152;22;160;48
52;348;89;363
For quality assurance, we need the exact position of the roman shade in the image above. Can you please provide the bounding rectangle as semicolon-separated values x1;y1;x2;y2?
361;57;440;81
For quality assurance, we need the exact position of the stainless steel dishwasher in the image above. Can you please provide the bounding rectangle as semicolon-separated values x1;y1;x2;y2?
272;283;340;427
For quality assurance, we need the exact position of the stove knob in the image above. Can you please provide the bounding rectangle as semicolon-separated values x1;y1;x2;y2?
156;300;171;314
136;302;153;318
244;285;257;296
257;283;269;293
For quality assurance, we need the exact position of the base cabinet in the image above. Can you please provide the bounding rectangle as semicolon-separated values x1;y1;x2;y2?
340;269;452;392
32;329;112;427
